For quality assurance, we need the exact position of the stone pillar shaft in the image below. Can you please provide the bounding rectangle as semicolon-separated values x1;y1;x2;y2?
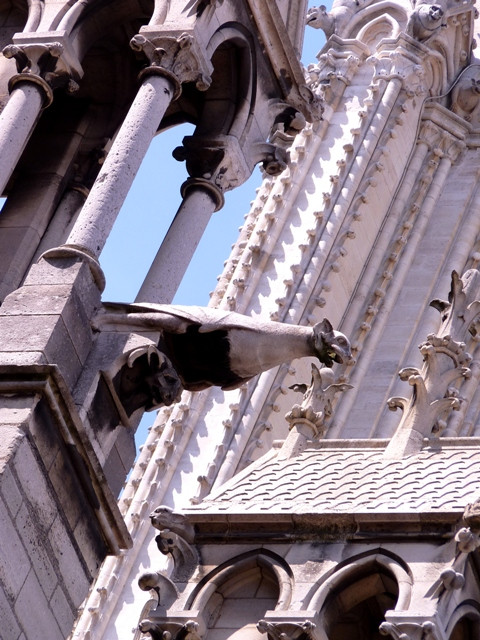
0;82;45;194
135;186;220;303
66;73;175;257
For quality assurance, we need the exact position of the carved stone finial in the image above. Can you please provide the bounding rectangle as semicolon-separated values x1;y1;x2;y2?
280;364;352;459
286;364;352;434
384;270;480;458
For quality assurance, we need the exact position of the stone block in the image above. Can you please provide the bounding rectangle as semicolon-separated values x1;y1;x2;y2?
72;513;107;578
0;585;21;640
15;502;58;600
0;314;81;388
49;585;76;638
48;515;91;608
0;501;30;600
23;257;101;318
0;464;22;519
14;569;63;640
12;436;58;532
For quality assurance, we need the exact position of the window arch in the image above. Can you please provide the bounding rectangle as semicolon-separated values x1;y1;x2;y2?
187;551;293;640
446;602;480;640
307;552;412;640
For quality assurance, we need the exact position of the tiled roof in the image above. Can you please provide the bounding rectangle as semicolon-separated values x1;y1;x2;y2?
191;442;480;516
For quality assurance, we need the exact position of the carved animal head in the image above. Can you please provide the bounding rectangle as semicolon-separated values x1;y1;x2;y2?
119;346;183;415
313;319;352;367
306;5;334;35
427;4;443;22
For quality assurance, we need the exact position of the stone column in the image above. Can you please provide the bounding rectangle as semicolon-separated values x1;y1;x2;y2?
136;178;223;303
64;32;213;261
0;40;78;195
135;132;254;303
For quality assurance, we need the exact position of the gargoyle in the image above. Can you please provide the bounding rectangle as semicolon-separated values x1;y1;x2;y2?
406;3;445;41
306;0;372;39
150;506;198;582
94;304;352;394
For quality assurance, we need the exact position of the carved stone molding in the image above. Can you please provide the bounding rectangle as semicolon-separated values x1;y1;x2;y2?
130;31;213;97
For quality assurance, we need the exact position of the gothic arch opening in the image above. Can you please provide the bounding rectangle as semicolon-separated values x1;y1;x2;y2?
307;553;410;640
449;617;478;640
447;603;480;640
321;564;399;640
187;551;293;640
202;563;279;640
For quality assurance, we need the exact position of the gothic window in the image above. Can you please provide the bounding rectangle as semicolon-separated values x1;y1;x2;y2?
319;561;400;640
448;612;480;640
203;562;280;640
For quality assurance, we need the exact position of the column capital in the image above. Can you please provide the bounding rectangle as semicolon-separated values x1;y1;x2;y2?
3;31;83;106
130;30;213;99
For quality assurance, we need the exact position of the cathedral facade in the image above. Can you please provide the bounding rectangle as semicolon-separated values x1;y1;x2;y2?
1;1;480;639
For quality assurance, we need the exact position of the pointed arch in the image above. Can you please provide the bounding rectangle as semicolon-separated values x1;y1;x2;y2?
446;601;480;640
187;549;294;612
306;550;412;640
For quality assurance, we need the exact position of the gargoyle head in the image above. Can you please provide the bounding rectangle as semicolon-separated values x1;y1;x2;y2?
118;346;183;416
313;319;352;367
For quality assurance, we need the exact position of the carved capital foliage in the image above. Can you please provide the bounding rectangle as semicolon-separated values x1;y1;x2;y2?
139;619;202;640
2;41;79;102
130;31;213;93
368;46;427;97
257;619;318;640
173;134;251;193
306;39;367;102
379;620;439;640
